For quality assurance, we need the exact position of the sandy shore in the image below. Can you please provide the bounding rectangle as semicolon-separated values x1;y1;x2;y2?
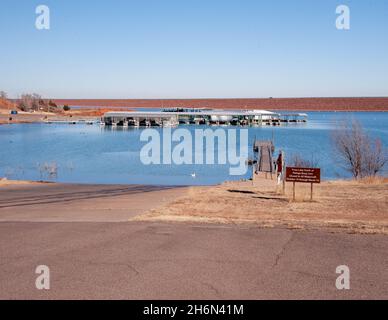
134;175;388;234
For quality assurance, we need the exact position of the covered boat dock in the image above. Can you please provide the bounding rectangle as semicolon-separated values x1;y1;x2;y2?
102;109;307;127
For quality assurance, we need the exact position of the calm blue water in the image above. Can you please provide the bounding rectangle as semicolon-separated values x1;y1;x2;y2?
0;112;386;185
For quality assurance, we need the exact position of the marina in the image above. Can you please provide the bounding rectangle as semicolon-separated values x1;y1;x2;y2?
102;108;308;127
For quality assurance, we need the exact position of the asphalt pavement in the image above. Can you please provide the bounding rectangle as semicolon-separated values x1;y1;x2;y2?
0;221;387;299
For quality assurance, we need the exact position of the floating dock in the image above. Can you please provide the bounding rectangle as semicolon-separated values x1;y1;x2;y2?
102;108;307;127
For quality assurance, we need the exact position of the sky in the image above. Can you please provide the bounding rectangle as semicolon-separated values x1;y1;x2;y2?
0;0;387;99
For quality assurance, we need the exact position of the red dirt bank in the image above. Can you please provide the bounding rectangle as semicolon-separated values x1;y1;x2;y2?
53;97;388;111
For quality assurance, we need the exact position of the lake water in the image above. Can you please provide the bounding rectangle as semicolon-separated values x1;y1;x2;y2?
0;112;386;185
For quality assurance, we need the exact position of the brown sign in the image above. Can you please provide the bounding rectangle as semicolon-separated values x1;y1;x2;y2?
285;167;321;183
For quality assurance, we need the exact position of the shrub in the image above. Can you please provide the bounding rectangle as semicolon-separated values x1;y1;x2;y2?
48;100;57;108
332;119;387;179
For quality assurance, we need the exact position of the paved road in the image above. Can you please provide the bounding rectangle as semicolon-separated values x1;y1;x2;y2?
0;221;387;299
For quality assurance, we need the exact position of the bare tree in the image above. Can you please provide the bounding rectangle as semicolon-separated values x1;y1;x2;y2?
288;152;319;168
332;119;387;179
18;93;47;111
18;94;33;111
0;91;7;100
363;138;387;177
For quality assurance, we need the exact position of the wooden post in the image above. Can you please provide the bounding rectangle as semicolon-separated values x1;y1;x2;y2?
293;182;296;201
252;165;254;186
269;145;273;180
310;183;313;201
282;151;285;195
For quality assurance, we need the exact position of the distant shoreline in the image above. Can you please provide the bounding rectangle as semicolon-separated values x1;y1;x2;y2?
52;97;388;112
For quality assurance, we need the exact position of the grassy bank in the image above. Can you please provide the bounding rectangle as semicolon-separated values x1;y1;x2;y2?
133;175;388;234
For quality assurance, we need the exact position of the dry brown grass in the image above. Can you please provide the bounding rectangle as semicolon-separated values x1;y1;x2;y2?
0;178;44;186
134;175;388;234
356;176;388;184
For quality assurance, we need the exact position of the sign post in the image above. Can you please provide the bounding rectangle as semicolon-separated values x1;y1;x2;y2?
310;183;314;201
282;151;285;195
285;167;321;201
292;181;296;200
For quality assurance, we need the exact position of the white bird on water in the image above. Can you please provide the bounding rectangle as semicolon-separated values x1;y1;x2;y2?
191;173;196;178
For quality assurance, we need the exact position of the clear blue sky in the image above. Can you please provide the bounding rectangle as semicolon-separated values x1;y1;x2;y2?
0;0;387;99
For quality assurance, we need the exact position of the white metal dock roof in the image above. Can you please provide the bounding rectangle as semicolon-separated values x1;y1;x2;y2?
103;110;279;117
